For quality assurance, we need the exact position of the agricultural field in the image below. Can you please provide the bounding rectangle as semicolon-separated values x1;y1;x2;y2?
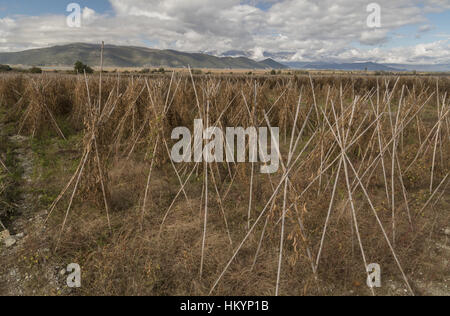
0;72;448;296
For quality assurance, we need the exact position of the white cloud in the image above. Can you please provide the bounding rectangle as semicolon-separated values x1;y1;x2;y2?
0;0;449;64
335;40;450;64
418;24;434;33
82;7;97;21
359;29;389;45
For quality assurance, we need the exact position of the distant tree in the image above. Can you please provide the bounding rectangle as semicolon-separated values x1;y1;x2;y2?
74;61;94;74
0;64;12;72
29;67;42;74
74;61;83;73
270;70;277;75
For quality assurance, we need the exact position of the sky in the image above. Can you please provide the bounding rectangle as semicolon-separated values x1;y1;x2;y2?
0;0;450;64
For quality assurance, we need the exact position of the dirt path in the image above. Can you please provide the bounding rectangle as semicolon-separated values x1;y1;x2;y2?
8;135;36;230
0;134;55;295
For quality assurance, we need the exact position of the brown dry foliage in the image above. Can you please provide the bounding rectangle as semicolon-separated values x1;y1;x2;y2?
0;72;448;296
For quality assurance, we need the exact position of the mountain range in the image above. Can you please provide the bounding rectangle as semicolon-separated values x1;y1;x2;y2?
282;61;450;72
282;61;404;72
0;43;286;70
1;43;449;72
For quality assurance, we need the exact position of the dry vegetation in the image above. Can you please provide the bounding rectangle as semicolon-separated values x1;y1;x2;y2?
0;71;449;296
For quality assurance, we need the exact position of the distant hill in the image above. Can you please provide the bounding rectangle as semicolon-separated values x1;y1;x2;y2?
259;58;287;69
0;43;286;70
283;61;404;72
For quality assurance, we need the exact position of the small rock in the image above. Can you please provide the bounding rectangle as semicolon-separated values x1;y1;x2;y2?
59;269;66;276
0;230;10;241
444;228;450;236
15;232;25;239
5;237;16;248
